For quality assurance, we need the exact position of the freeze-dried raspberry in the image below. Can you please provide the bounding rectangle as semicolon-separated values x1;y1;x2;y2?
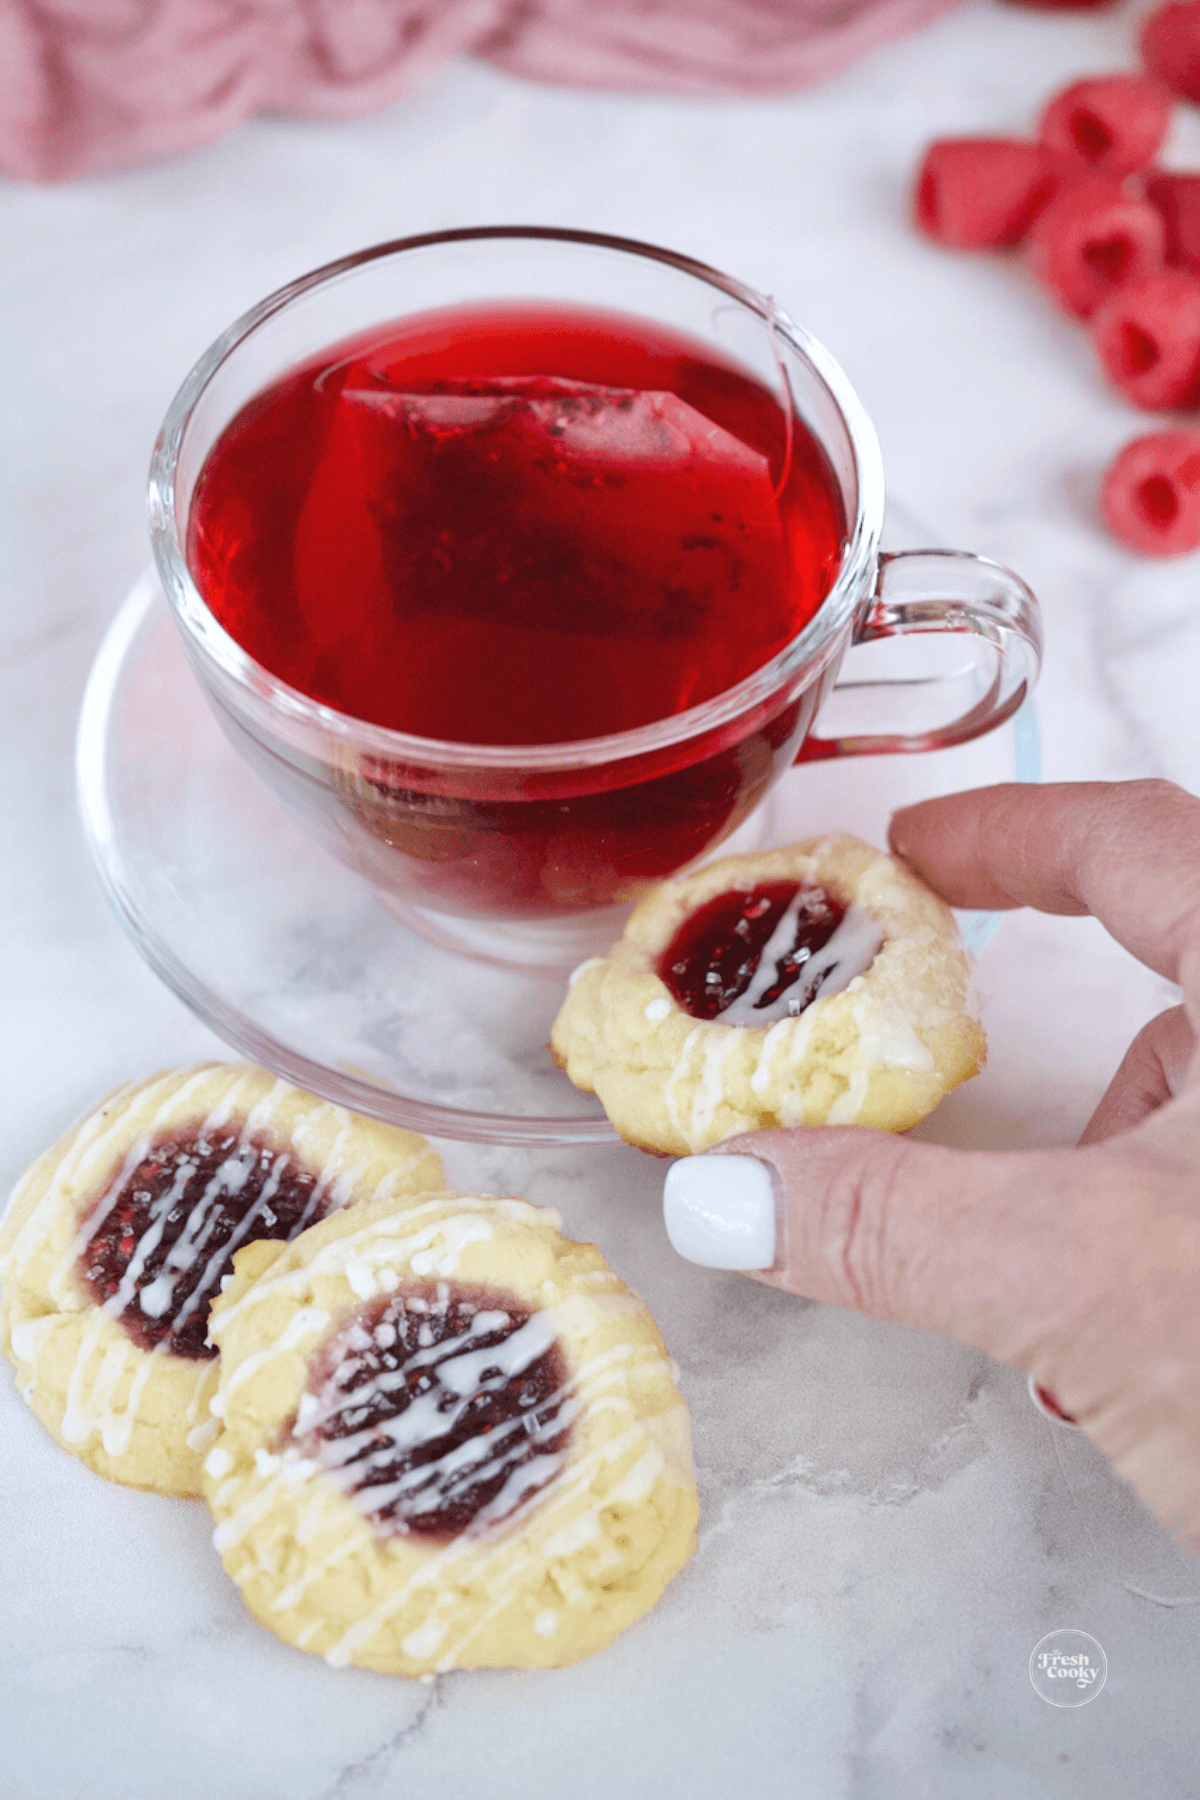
1092;271;1200;409
1038;76;1172;178
1141;1;1200;104
914;138;1058;249
1100;429;1200;554
1028;174;1165;318
1145;172;1200;274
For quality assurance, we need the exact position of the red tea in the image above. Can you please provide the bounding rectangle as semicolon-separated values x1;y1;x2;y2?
188;304;844;745
185;303;847;917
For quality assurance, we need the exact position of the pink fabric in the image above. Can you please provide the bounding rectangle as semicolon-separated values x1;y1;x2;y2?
0;0;961;182
482;0;962;98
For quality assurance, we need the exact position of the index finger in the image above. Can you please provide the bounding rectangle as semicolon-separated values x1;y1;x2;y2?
888;781;1200;996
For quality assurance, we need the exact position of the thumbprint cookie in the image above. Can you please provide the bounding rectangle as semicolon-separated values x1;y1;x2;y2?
551;834;985;1156
202;1192;698;1674
0;1065;443;1497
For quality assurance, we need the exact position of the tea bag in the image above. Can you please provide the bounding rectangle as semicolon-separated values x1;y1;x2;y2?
340;374;773;479
292;369;792;742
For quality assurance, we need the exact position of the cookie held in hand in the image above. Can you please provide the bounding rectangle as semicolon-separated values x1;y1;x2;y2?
551;835;985;1156
0;1064;443;1496
203;1192;698;1675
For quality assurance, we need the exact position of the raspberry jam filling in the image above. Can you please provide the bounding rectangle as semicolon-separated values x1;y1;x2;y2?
78;1128;329;1359
291;1285;572;1540
659;881;882;1025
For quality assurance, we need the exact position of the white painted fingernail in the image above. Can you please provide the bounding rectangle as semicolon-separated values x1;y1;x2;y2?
663;1155;777;1270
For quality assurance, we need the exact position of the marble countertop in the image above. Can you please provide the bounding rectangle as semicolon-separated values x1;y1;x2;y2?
4;4;1200;1794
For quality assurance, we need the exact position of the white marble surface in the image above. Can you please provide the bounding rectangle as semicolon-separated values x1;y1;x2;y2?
4;4;1200;1794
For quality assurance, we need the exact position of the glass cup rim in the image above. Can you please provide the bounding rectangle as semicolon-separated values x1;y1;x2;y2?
148;224;885;774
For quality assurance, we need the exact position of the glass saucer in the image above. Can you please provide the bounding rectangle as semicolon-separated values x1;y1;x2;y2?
77;556;1039;1147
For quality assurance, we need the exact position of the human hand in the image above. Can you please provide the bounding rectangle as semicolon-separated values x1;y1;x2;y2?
662;781;1200;1548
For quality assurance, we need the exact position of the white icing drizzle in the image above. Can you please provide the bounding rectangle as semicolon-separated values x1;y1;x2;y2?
609;1444;666;1505
826;1071;869;1126
318;1413;669;1670
0;1069;438;1466
401;1616;448;1660
102;1091;333;1346
749;1015;811;1096
211;1201;512;1337
184;1362;216;1423
58;1310;154;1457
208;1237;691;1675
853;988;937;1074
205;1445;234;1480
654;902;893;1145
691;1037;740;1145
185;1415;222;1454
267;1534;361;1613
824;989;936;1124
663;1028;744;1154
663;1027;705;1148
655;901;886;1149
717;901;883;1027
9;1317;55;1367
36;1069;261;1320
301;1301;571;1533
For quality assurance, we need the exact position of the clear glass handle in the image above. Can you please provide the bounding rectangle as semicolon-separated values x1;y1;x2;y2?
799;549;1043;761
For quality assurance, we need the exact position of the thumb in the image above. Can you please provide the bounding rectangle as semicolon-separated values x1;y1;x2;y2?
662;1125;1161;1371
662;1120;1200;1548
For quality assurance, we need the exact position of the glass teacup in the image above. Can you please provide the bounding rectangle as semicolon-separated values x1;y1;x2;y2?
149;227;1041;968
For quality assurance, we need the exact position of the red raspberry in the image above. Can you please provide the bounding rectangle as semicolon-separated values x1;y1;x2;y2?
1141;1;1200;103
1092;271;1200;408
1145;171;1200;274
1028;173;1165;318
914;138;1058;249
1038;76;1173;178
1100;429;1200;554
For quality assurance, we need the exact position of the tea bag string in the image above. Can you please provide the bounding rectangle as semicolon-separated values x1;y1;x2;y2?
765;294;795;504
